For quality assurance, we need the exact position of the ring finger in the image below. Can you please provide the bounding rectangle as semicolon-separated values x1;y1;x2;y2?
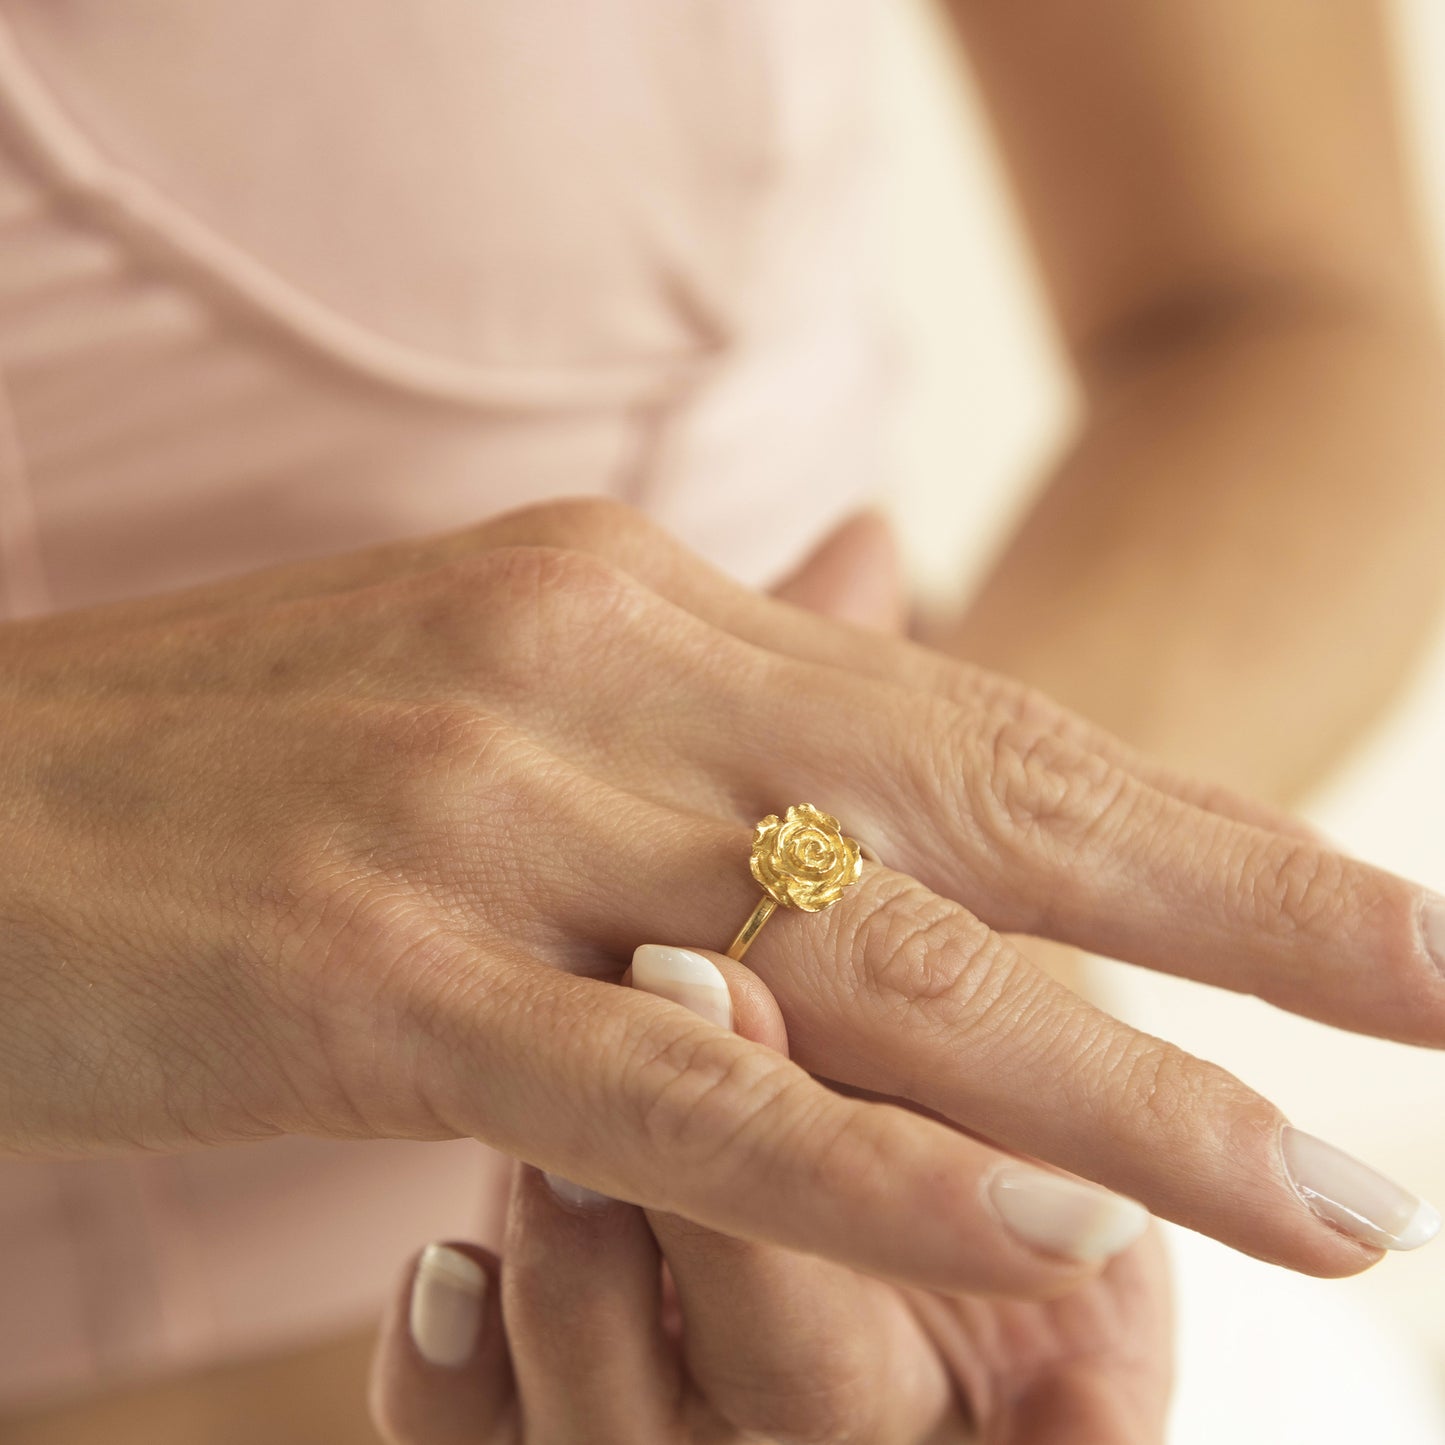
559;802;1439;1279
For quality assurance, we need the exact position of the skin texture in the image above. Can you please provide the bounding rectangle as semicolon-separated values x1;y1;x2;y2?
3;499;1443;1445
10;1;1445;1440
4;492;1441;1285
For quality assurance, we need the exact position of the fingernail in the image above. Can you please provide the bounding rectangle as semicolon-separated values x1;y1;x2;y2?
541;1171;613;1209
988;1165;1150;1262
631;944;733;1030
1280;1126;1440;1251
409;1243;485;1368
1419;894;1445;977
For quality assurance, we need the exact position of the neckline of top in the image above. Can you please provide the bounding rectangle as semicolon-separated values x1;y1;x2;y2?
0;11;720;412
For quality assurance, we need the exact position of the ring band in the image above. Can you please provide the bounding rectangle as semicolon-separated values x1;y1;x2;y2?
725;804;864;960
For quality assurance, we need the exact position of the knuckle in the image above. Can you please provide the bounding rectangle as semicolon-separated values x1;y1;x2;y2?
846;872;996;1009
843;874;1029;1057
965;672;1069;737
477;494;682;582
500;493;656;555
628;1019;797;1174
467;543;659;681
826;875;1057;1100
404;543;658;696
974;717;1134;855
476;540;641;618
361;541;649;681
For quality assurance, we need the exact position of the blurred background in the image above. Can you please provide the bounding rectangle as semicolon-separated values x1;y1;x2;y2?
878;1;1445;1437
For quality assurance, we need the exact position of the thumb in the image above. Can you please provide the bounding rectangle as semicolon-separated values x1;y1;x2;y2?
769;509;907;633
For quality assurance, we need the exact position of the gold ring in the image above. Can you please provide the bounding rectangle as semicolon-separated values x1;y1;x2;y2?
725;804;865;960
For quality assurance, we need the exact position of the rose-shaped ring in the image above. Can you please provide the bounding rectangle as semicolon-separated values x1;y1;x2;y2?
725;804;865;961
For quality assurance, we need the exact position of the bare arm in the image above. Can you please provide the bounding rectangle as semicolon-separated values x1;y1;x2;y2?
931;0;1445;801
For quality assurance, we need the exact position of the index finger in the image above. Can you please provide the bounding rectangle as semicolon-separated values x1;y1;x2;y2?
391;939;1149;1299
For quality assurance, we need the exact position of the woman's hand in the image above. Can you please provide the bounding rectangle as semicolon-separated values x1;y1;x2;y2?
369;948;1173;1445
1;496;1441;1291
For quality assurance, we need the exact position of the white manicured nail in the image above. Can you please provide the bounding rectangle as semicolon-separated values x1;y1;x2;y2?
541;1172;613;1209
632;944;733;1030
409;1243;485;1368
988;1166;1150;1262
1281;1126;1440;1250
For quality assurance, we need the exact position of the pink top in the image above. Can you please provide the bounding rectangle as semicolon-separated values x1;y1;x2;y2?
0;0;893;1408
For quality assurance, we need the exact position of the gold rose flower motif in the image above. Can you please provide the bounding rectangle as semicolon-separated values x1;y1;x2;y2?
749;803;863;913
